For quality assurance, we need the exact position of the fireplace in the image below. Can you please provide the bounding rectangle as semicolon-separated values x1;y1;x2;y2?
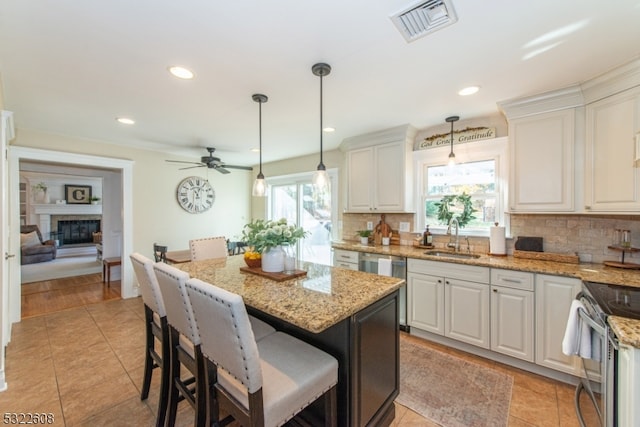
57;219;101;245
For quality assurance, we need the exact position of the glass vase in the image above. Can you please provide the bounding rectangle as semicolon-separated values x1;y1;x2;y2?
261;245;284;273
282;242;296;274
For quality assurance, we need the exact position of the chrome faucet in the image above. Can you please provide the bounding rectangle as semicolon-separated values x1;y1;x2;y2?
447;217;460;251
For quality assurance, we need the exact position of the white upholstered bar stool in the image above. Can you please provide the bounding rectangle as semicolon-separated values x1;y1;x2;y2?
189;236;228;261
185;278;338;427
153;262;208;427
129;253;170;427
153;263;277;427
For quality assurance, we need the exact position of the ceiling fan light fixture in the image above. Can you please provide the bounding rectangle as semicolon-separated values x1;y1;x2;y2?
312;62;331;193
252;93;268;197
446;115;459;166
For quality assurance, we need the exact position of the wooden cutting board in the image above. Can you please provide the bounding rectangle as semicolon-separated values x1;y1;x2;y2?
513;250;579;264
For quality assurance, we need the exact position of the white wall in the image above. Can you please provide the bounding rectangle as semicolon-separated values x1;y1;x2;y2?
11;129;253;256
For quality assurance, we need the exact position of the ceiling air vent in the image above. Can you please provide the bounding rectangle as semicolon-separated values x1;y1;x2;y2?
390;0;458;43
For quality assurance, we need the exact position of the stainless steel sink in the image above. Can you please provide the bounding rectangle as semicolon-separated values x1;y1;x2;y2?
423;250;481;259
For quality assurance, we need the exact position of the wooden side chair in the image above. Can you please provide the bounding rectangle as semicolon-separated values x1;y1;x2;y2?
189;236;227;261
185;277;338;427
153;243;168;263
129;253;170;427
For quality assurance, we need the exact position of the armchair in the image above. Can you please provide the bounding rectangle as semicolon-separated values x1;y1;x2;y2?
20;225;57;265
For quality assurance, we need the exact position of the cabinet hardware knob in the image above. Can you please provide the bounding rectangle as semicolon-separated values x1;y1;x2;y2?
493;289;498;293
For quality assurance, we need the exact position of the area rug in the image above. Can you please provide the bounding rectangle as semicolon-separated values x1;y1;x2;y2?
397;336;513;427
21;254;101;283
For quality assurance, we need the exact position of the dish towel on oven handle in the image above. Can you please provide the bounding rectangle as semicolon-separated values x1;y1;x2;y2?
378;258;392;277
562;299;597;360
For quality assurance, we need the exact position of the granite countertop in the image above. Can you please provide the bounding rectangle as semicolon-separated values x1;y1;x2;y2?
609;316;640;348
333;240;640;348
176;255;404;334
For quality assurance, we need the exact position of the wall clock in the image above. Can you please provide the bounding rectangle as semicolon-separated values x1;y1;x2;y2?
176;176;215;214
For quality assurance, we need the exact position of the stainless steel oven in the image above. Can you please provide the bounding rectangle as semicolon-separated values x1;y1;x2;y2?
575;286;616;427
577;281;640;427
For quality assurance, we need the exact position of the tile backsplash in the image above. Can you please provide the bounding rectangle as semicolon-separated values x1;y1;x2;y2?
341;212;640;264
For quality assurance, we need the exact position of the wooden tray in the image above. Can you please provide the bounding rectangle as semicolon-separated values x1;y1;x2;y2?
603;261;640;269
240;266;307;281
513;250;580;264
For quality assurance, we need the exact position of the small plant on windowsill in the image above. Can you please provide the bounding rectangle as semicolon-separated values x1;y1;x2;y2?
90;196;101;205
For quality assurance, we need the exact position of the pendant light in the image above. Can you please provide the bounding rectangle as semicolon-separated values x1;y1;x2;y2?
251;93;268;197
312;62;331;192
446;115;459;166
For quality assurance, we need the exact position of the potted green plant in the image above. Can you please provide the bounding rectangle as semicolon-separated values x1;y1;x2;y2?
90;196;101;205
241;218;307;272
356;230;372;245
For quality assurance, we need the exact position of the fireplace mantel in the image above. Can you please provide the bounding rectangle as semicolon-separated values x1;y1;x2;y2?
34;204;102;215
33;204;102;237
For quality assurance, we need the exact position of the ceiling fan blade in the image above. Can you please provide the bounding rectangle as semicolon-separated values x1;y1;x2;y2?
215;167;231;174
166;160;205;166
222;164;253;171
179;165;206;170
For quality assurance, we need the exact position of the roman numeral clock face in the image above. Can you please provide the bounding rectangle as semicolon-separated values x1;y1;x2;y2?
176;176;215;214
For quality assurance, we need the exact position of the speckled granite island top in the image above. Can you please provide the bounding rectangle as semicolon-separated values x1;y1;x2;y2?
334;241;640;348
176;255;404;334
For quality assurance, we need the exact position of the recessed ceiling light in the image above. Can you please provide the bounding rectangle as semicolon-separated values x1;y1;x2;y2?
251;148;260;153
168;66;194;80
458;86;480;96
323;127;335;132
116;117;135;125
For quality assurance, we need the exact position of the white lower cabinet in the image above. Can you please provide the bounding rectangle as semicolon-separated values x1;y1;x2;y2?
445;278;490;349
332;249;358;270
535;274;582;375
618;344;640;426
407;271;444;334
490;269;535;362
408;259;490;349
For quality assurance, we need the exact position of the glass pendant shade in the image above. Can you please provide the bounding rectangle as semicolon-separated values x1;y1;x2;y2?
312;168;329;191
252;93;268;197
252;173;266;197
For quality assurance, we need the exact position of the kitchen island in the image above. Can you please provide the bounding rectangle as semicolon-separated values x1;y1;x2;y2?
177;256;404;427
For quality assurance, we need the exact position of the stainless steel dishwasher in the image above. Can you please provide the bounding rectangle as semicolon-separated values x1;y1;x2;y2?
358;252;408;330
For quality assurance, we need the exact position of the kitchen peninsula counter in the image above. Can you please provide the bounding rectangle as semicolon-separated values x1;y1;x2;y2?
177;255;404;333
177;255;403;426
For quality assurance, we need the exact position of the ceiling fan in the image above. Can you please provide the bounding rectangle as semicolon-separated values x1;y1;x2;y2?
165;147;253;174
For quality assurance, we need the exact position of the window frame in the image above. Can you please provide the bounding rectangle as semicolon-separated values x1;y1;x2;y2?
413;136;509;237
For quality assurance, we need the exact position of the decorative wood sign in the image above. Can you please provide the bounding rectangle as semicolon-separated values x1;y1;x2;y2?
417;127;496;150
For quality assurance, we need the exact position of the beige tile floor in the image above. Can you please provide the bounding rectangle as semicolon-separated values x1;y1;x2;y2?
2;279;596;426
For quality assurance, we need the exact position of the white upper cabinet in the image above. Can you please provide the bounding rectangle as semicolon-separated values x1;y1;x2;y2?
341;125;416;213
508;109;576;212
584;85;640;212
498;85;583;213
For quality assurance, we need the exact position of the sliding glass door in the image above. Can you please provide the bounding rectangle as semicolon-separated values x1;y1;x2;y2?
268;171;336;266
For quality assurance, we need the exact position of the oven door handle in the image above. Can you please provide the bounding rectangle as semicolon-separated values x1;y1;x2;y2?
577;307;606;337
